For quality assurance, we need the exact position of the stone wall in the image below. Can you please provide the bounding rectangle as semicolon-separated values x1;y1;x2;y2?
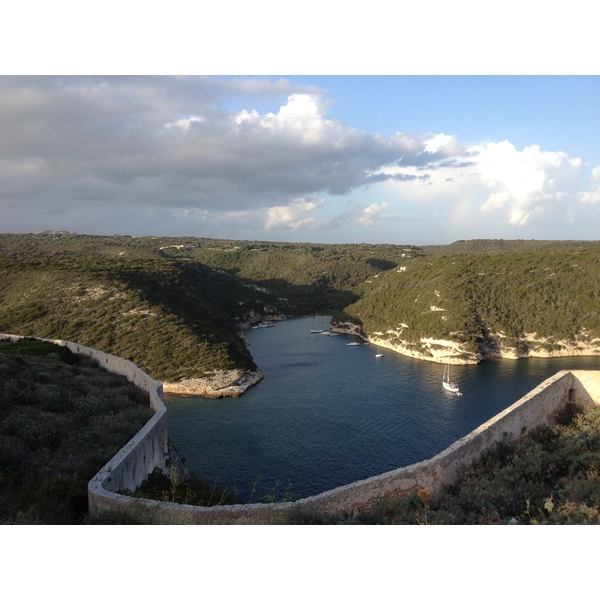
4;332;598;524
55;341;169;509
0;334;169;514
89;368;600;525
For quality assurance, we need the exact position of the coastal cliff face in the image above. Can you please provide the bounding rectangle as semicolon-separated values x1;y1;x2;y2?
332;321;600;365
376;335;600;365
485;330;600;361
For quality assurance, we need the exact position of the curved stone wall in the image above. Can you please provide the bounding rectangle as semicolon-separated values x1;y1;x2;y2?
54;340;170;507
0;334;168;514
89;364;600;525
90;368;600;524
4;333;598;524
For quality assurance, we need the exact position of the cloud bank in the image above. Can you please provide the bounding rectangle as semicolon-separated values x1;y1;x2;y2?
0;76;598;242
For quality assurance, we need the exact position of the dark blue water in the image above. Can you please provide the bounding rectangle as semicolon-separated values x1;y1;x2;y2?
164;316;599;502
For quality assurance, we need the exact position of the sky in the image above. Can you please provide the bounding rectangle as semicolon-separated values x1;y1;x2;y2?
1;5;599;247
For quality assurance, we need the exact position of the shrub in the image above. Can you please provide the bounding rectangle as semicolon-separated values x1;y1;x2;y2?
0;341;153;524
123;467;240;507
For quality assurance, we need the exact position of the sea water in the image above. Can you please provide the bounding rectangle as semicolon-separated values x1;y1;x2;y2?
164;316;599;502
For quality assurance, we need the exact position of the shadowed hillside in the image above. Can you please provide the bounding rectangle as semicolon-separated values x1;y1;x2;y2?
2;233;599;382
0;233;417;383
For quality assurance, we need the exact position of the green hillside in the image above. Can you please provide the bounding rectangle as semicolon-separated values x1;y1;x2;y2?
336;246;600;361
0;234;264;381
1;233;599;382
0;233;415;382
161;238;420;314
422;239;600;255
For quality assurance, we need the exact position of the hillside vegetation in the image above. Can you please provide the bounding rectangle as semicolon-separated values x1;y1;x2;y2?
0;233;416;384
1;233;599;385
337;245;600;362
422;238;600;255
0;338;153;524
0;234;263;381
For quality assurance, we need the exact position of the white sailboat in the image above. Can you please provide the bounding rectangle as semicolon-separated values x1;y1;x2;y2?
375;344;383;358
310;312;324;333
442;364;462;395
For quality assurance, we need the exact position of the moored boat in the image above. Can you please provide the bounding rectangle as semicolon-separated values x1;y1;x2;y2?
443;364;462;395
310;312;324;333
252;321;275;329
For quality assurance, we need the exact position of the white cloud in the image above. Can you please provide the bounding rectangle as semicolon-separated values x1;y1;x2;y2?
165;115;204;131
374;138;596;230
579;164;600;204
423;133;455;154
1;76;598;242
350;201;391;226
477;141;587;225
265;94;330;137
264;197;325;231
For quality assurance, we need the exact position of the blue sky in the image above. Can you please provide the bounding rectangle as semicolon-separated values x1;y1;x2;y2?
300;76;600;163
1;6;599;246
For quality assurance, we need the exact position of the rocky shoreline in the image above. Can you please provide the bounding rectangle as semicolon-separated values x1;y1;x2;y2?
163;369;263;398
370;338;600;365
164;320;599;399
331;321;600;365
163;313;281;398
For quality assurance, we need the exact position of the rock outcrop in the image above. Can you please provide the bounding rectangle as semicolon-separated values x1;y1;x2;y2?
163;369;263;398
369;331;600;365
332;322;600;365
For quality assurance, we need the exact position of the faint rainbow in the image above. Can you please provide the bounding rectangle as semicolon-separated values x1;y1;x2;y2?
449;193;472;232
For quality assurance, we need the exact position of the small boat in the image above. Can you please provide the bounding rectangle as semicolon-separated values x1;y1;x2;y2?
252;321;275;329
375;344;383;358
310;312;324;333
442;364;462;395
347;341;360;346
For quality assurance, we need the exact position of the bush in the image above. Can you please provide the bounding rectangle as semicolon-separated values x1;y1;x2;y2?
0;341;153;524
123;467;240;507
